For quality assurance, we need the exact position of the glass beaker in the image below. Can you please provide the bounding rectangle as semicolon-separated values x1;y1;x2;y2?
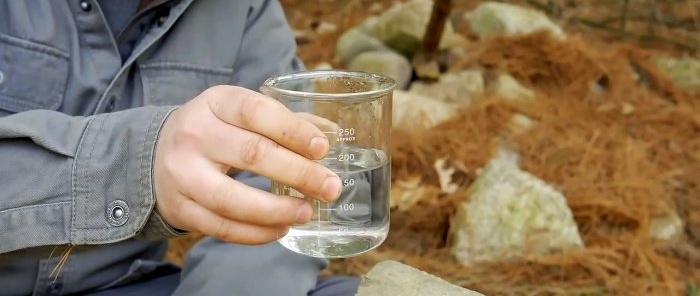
260;70;394;258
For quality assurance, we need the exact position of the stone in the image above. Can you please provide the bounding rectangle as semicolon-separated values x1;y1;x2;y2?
335;28;390;64
392;90;457;130
412;52;441;80
467;2;565;40
451;148;584;265
409;70;484;103
653;56;700;92
434;158;459;194
347;51;413;90
315;21;338;34
621;102;635;115
312;62;333;70
390;177;439;211
492;73;536;101
355;261;485;296
506;113;537;135
368;0;467;57
649;211;683;241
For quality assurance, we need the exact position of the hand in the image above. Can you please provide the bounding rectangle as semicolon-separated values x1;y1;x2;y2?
153;85;342;245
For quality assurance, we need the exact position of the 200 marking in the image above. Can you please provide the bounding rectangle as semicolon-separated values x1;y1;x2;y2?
338;153;355;162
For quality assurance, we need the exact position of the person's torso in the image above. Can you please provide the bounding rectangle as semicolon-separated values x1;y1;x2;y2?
0;0;265;295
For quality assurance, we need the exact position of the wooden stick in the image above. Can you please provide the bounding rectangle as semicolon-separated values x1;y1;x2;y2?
422;0;452;59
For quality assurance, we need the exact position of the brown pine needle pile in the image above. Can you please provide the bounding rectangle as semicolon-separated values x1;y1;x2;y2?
326;32;700;296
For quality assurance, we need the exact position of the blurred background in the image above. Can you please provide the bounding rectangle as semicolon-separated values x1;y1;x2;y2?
169;1;700;295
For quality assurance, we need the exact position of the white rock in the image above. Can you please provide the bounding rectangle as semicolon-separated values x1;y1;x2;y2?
654;56;700;92
392;90;457;130
348;51;413;90
335;28;390;64
368;0;467;57
451;148;584;265
312;62;333;70
621;102;635;115
468;2;565;40
434;158;459;194
507;113;538;135
390;177;439;211
410;70;484;103
356;261;485;296
493;73;536;100
649;212;683;241
315;21;338;34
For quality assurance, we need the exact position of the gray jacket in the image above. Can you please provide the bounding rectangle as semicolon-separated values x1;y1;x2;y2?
0;0;301;295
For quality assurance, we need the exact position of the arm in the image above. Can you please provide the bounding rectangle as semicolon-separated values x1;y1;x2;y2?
0;106;174;253
1;0;340;254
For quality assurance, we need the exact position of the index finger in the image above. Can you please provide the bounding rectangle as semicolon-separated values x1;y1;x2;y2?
205;85;329;160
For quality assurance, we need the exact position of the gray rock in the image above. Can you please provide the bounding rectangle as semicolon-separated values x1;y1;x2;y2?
348;51;413;90
654;56;700;92
467;2;565;40
368;0;466;57
409;70;484;103
492;73;535;101
451;148;584;265
335;28;390;65
649;211;683;241
392;90;457;130
355;261;485;296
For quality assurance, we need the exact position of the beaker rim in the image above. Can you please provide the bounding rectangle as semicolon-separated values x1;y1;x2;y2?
260;70;396;101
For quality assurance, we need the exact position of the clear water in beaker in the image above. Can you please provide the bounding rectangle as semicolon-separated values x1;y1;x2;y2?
260;70;394;258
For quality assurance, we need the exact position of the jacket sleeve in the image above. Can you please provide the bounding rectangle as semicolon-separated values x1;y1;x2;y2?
0;106;175;254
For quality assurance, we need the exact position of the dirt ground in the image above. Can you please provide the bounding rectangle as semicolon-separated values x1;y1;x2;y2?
166;1;700;295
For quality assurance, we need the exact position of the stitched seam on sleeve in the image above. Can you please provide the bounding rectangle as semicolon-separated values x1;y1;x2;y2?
83;116;106;233
70;116;96;243
139;63;234;76
0;201;71;215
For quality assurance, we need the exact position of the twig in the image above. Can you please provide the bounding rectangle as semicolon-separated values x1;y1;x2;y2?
621;0;631;32
421;0;452;58
576;18;699;51
413;0;453;79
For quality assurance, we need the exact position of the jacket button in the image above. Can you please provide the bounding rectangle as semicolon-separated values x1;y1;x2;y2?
45;282;63;296
107;200;129;227
106;97;116;112
79;0;92;12
156;10;169;26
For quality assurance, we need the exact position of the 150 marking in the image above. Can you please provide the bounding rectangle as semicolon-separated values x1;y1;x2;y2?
343;178;355;186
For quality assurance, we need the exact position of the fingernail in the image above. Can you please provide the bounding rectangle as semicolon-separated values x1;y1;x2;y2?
321;175;342;201
296;204;311;223
277;228;290;239
308;136;328;159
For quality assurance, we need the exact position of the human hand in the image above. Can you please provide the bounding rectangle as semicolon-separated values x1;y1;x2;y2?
153;85;342;244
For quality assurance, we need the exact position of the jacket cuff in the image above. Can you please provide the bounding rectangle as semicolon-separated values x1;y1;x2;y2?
137;209;189;239
70;106;177;245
